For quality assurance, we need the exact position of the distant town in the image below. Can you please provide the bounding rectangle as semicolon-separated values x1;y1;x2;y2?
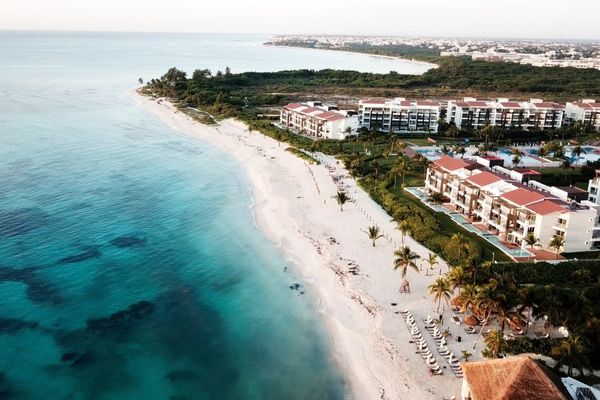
268;35;600;70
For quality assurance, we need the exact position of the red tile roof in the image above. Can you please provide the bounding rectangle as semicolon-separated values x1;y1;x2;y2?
455;101;490;108
501;188;547;206
577;102;600;109
361;98;387;104
317;111;345;122
532;102;564;110
525;200;565;216
416;100;441;107
284;103;304;110
467;172;503;188
500;102;521;109
433;155;470;172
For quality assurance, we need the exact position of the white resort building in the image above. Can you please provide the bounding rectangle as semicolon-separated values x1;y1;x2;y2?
424;155;600;254
565;99;600;131
280;101;359;140
358;97;442;133
446;98;565;131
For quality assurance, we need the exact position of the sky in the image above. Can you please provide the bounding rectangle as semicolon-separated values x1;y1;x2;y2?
1;0;599;40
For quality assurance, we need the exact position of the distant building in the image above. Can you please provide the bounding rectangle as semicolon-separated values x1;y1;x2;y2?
446;98;564;131
461;356;569;400
425;155;600;253
565;99;600;131
358;98;442;133
280;101;359;140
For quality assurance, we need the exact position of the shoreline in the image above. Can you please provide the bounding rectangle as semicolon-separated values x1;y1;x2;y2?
264;43;439;70
130;90;462;400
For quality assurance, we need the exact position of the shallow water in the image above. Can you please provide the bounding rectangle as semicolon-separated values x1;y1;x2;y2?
0;32;429;399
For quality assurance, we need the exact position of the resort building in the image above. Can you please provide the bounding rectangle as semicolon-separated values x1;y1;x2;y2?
460;356;569;400
280;101;359;140
588;170;600;205
358;97;442;133
424;155;600;253
565;99;600;131
446;98;564;131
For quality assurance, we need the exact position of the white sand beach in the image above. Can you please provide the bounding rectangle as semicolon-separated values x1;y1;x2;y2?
132;91;473;400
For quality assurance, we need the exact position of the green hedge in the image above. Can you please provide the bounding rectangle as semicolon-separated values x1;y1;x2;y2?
491;260;600;286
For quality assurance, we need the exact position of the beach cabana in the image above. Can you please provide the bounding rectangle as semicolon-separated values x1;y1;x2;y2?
460;356;569;400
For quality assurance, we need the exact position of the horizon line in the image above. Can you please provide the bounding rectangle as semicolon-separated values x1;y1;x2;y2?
0;28;598;42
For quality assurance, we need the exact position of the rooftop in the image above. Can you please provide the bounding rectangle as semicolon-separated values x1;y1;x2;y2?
433;155;471;172
501;188;547;206
525;200;566;216
461;356;568;400
466;171;503;188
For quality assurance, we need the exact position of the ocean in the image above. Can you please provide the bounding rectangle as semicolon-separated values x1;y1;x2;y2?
0;31;429;400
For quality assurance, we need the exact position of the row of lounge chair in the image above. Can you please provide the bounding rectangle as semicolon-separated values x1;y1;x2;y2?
400;310;443;376
423;316;464;379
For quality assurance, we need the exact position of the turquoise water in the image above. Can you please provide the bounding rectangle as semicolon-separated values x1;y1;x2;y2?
0;32;431;399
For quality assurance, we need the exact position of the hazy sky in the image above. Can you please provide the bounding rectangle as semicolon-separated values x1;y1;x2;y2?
1;0;599;40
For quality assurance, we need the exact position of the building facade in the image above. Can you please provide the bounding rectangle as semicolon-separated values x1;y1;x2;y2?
446;98;564;131
280;101;359;140
358;98;442;133
425;155;600;253
565;99;600;131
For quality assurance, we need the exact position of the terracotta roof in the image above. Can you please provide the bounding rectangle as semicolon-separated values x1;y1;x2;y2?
461;356;568;400
467;172;503;188
301;107;321;115
501;188;547;206
500;102;521;109
432;155;470;172
361;98;387;105
525;200;565;216
455;100;490;108
482;155;503;161
416;100;441;107
514;168;542;175
532;102;564;110
577;102;600;109
284;103;304;110
317;111;345;122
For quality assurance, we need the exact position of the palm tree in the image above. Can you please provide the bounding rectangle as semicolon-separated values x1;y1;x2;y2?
472;285;503;350
572;145;582;160
461;350;472;362
484;329;505;358
549;235;565;258
447;266;469;295
394;246;420;292
428;277;452;313
550;335;586;376
425;253;439;275
390;159;408;188
446;233;471;265
522;233;540;261
512;154;522;168
397;220;411;245
334;191;349;212
364;225;384;247
457;283;478;313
